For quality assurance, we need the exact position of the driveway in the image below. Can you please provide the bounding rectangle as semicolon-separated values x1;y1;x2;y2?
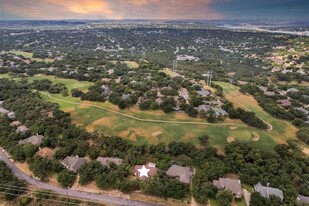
0;150;162;206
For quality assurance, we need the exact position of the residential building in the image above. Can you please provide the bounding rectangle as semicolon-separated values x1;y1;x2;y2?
16;125;29;133
0;107;9;115
213;178;243;198
277;99;291;107
197;90;210;97
7;111;16;119
287;88;299;93
254;182;284;201
297;195;309;204
96;157;123;168
62;156;87;173
133;163;157;179
166;165;193;184
18;135;44;146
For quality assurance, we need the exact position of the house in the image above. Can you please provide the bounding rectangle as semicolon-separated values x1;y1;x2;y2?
10;121;21;127
133;163;157;179
214;107;228;116
16;125;29;133
166;165;193;184
295;107;309;115
0;101;3;106
96;157;123;168
0;107;9;115
194;104;210;112
62;156;87;173
7;111;16;119
213;178;243;198
155;98;163;105
254;182;284;201
136;97;144;105
265;91;276;97
121;94;131;100
287;88;299;93
197;90;210;97
277;99;291;107
297;195;309;204
18;135;44;146
101;85;111;96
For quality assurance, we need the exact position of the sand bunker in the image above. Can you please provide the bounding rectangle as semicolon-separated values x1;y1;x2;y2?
251;132;260;141
151;131;162;137
229;126;238;130
227;136;235;143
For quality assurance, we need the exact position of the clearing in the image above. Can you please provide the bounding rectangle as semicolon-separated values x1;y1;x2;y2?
0;74;298;151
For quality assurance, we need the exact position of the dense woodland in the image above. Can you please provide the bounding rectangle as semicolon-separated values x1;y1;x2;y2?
0;78;309;205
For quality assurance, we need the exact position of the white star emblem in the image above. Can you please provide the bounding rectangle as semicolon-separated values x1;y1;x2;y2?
138;165;150;178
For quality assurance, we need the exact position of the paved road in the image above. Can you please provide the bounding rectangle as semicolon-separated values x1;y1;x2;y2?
0;150;162;206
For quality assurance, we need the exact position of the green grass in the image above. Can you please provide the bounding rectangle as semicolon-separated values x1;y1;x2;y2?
9;51;54;63
0;74;296;150
236;198;247;206
214;81;298;146
209;198;219;206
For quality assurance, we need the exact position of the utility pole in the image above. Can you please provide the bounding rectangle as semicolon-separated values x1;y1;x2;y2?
173;59;177;73
142;51;146;60
209;71;213;86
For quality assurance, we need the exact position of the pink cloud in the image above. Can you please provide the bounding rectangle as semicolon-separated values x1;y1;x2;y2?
1;0;224;20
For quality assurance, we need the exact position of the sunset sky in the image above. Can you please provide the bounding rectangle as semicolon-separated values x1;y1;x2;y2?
0;0;308;20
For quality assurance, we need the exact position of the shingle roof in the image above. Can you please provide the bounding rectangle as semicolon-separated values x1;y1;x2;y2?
197;90;210;97
0;107;9;115
213;178;243;198
62;156;86;172
254;182;284;200
133;164;157;178
298;195;309;204
16;125;29;133
166;165;193;184
96;157;123;168
18;135;44;146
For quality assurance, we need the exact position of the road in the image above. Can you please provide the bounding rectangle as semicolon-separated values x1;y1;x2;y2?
0;150;162;206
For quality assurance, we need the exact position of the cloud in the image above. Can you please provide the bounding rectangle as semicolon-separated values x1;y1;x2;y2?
0;0;224;20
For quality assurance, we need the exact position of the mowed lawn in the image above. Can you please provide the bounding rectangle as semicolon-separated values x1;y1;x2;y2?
214;81;298;144
0;74;294;150
9;51;55;63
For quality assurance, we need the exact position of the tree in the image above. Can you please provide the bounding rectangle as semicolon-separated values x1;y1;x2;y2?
71;88;84;97
216;190;233;206
57;170;76;188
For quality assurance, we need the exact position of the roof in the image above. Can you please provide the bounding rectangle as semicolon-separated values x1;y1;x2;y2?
254;182;284;200
18;135;44;146
287;88;299;93
195;104;210;112
134;164;157;179
277;99;291;107
96;157;123;168
197;90;210;97
7;111;16;119
0;101;3;105
16;125;29;133
10;121;21;127
166;165;193;184
213;178;243;198
0;107;9;115
298;195;309;204
62;156;86;172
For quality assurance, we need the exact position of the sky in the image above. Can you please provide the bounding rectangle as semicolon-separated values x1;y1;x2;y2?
0;0;308;20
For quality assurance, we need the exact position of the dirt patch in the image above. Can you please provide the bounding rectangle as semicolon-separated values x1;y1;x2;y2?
118;130;131;138
76;181;129;199
129;133;137;141
15;162;33;177
227;136;235;143
36;147;56;159
87;116;117;132
251;132;260;141
151;131;162;137
229;126;238;130
302;147;309;156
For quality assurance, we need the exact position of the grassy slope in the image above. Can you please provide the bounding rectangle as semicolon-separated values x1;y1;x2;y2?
9;51;54;63
214;81;298;144
0;74;295;151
